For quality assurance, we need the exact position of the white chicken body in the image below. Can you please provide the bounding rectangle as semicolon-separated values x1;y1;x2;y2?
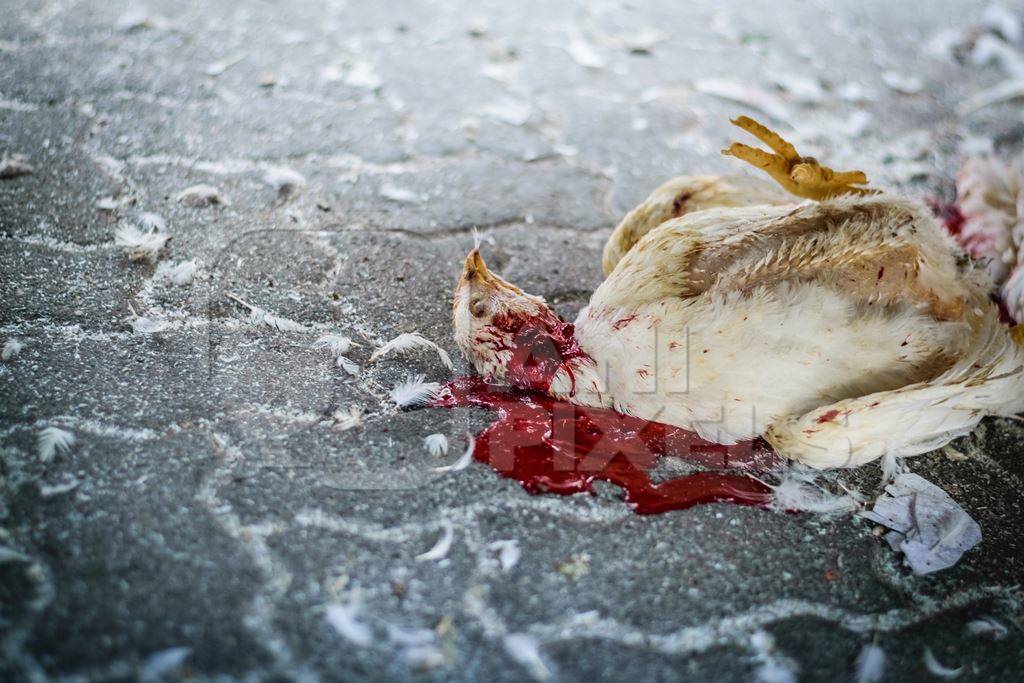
573;281;961;446
568;193;1024;467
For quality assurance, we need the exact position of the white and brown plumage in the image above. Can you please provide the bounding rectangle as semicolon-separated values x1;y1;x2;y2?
451;117;1024;469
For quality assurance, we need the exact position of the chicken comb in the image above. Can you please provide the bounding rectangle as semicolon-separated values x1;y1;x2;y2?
722;115;879;201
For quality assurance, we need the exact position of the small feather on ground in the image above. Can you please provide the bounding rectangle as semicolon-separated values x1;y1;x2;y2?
0;546;31;563
489;539;521;572
204;52;246;77
433;433;474;473
854;643;885;683
334;405;363;431
155;259;198;285
115;225;170;263
423;433;449;456
314;334;359;374
749;630;798;683
2;339;24;361
389;374;442;407
263;166;306;196
922;647;962;679
416;520;454;562
38;426;75;462
324;604;373;647
965;617;1008;639
762;468;860;516
379;183;423;203
39;479;80;497
130;315;171;335
227;294;307;332
503;633;550;681
0;153;33;179
176;184;230;206
371;332;453;370
139;647;192;683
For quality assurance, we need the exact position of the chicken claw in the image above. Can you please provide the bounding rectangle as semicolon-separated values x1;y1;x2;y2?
722;115;878;200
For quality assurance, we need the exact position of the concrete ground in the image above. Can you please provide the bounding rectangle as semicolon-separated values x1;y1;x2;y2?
2;0;1023;680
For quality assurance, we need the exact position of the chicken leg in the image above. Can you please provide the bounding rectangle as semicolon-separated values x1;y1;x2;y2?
722;116;878;200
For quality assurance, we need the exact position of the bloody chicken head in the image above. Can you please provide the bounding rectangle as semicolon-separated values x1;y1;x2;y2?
452;248;563;384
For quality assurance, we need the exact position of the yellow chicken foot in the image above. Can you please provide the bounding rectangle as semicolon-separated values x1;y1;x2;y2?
722;115;878;201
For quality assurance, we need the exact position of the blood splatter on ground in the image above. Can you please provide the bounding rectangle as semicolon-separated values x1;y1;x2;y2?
433;376;778;514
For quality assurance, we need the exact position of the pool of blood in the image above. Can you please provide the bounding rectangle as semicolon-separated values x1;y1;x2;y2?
432;376;779;514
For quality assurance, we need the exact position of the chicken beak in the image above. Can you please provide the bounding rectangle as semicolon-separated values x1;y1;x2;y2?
457;247;524;300
462;248;493;283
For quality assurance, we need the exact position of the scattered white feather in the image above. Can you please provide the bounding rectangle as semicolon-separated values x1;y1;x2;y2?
95;196;119;211
176;184;230;206
922;647;962;679
423;433;449;457
313;334;360;374
489;539;521;572
38;426;75;463
155;259;198;285
39;479;80;498
336;355;360;375
566;32;606;69
390;374;442;407
433;433;474;473
115;224;170;263
960;78;1024;114
131;315;170;335
371;332;453;370
854;643;886;683
115;8;164;32
0;546;30;563
749;630;798;683
139;647;192;683
138;212;167;232
227;294;307;332
386;624;444;668
334;405;363;431
204;52;246;77
982;3;1023;43
324;604;373;647
0;153;33;179
503;633;550;681
263;166;306;194
395;641;444;668
314;333;355;356
2;339;24;360
386;624;437;647
965;617;1008;639
879;451;904;485
614;28;667;54
379;183;423;204
881;71;924;94
766;470;859;516
942;445;969;462
415;520;454;562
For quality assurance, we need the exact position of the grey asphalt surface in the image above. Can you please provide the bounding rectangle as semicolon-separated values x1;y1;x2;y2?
2;1;1023;681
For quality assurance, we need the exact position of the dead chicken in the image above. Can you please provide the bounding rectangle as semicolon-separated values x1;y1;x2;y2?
452;117;1024;469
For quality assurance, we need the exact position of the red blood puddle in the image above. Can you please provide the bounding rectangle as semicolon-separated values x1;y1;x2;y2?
431;376;779;514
